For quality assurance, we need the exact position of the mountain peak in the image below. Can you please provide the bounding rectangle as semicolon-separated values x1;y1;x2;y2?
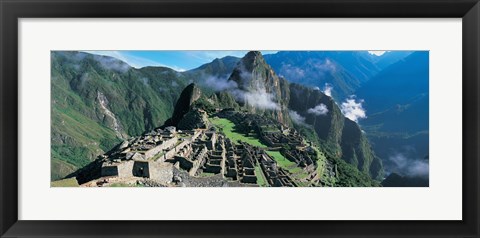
244;50;262;59
238;51;267;72
164;83;202;127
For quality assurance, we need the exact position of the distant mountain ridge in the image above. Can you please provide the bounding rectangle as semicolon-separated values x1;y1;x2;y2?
355;52;429;177
264;51;412;100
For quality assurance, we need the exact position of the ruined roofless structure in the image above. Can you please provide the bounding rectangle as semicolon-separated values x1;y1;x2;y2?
76;111;321;187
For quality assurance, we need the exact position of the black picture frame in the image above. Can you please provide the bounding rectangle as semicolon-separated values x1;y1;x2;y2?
1;0;479;237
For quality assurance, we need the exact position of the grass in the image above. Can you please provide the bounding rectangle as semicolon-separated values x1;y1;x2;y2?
51;157;77;181
210;118;266;148
151;151;165;161
51;177;80;187
266;151;296;168
312;146;327;180
198;172;217;178
255;165;268;187
50;54;190;183
266;151;311;181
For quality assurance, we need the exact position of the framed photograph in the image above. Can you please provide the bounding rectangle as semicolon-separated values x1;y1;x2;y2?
1;0;479;237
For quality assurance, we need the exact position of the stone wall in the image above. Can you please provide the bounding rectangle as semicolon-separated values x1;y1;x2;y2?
149;162;174;185
144;137;178;159
116;160;135;178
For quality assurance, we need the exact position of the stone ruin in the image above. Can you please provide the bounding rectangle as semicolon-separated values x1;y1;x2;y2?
76;111;322;187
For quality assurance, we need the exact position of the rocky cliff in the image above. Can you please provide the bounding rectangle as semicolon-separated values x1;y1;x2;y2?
227;51;291;124
164;83;202;127
288;83;383;179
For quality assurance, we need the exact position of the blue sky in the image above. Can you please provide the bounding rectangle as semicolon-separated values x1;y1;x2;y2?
83;50;386;71
83;50;278;71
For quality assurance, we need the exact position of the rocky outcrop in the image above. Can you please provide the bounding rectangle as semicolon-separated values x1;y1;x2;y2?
177;109;210;130
164;83;202;127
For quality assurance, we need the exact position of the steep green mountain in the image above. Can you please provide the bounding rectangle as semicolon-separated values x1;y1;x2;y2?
227;51;291;124
187;56;240;79
288;84;383;179
51;51;190;180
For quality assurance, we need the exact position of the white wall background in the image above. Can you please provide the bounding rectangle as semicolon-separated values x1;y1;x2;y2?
18;18;462;220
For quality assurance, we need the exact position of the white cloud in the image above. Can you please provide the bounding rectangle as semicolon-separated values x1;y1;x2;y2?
202;75;238;92
368;51;387;56
140;77;149;86
279;63;306;80
289;110;306;125
92;54;131;73
340;96;366;122
225;56;281;111
322;83;333;97
389;152;429;178
307;104;329;116
312;58;336;72
242;90;279;110
171;81;179;88
407;160;429;177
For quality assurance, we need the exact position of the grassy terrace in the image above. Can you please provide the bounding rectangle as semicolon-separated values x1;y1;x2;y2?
51;177;80;187
255;165;268;187
211;117;312;183
266;151;310;181
210;118;266;148
198;172;216;178
266;151;296;168
151;151;165;161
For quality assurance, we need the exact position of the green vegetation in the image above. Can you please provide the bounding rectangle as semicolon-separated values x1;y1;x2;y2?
151;152;165;161
333;158;381;187
51;177;79;187
210;118;266;148
109;183;133;187
198;172;216;178
294;124;321;147
192;97;216;114
266;151;294;168
265;151;310;181
212;117;317;184
51;51;383;187
51;157;77;181
255;165;267;187
51;51;191;181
